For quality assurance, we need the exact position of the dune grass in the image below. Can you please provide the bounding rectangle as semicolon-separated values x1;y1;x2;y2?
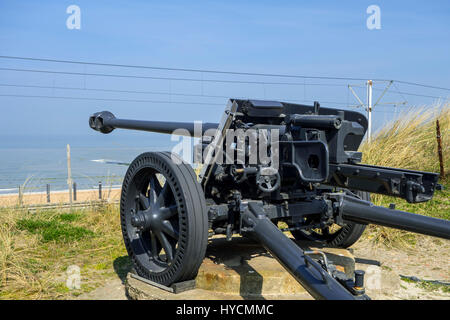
0;205;130;299
360;104;449;175
359;103;449;247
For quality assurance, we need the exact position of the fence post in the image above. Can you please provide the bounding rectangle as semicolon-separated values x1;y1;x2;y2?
98;181;102;200
67;144;73;204
18;185;23;206
436;120;445;178
46;184;50;203
73;182;77;201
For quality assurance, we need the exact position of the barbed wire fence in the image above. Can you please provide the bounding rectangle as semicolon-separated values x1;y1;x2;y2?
0;56;448;207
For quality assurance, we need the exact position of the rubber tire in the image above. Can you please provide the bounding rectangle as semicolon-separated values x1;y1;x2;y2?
120;152;208;285
290;191;370;248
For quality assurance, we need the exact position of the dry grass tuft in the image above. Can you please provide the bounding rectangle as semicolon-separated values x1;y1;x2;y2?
360;103;449;175
359;103;450;247
0;204;128;299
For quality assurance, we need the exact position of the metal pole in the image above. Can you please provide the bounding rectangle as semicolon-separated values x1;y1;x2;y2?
67;144;73;204
341;195;450;240
366;80;373;143
98;181;102;200
46;184;50;203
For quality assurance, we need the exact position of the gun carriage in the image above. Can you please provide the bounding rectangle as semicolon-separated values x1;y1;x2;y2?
89;99;449;299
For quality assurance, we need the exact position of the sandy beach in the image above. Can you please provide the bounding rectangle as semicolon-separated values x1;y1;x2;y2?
0;188;121;207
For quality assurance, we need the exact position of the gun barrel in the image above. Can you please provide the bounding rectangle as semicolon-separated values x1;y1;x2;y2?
340;195;450;239
89;111;218;137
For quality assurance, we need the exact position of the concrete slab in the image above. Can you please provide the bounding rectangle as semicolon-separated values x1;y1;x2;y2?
126;236;355;300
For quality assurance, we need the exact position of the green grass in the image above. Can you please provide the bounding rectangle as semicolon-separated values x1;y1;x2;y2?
16;217;94;243
400;276;450;294
57;212;82;222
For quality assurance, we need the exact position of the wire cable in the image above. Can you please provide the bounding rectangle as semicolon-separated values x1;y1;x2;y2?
0;67;352;86
1;55;448;91
0;82;365;106
0;55;391;82
0;92;362;108
0;93;225;106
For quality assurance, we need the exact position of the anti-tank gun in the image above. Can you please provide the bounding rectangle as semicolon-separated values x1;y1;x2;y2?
89;99;449;300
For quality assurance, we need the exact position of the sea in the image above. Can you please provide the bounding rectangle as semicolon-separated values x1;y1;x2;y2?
0;133;179;195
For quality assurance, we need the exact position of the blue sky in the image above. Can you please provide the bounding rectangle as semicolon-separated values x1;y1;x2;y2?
0;0;449;147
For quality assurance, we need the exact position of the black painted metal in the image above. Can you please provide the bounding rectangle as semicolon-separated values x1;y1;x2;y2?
328;163;439;203
340;195;450;240
89;110;218;137
241;202;357;300
287;114;343;130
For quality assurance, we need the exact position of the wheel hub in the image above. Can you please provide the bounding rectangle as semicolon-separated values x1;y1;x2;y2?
131;206;164;232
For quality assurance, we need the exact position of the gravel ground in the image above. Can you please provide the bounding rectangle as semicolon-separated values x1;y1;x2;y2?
351;237;449;300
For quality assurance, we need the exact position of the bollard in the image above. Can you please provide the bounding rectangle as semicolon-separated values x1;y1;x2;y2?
99;181;102;200
73;182;77;201
46;184;50;203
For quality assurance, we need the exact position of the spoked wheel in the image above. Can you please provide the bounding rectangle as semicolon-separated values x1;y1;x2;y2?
121;152;208;285
289;191;370;248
